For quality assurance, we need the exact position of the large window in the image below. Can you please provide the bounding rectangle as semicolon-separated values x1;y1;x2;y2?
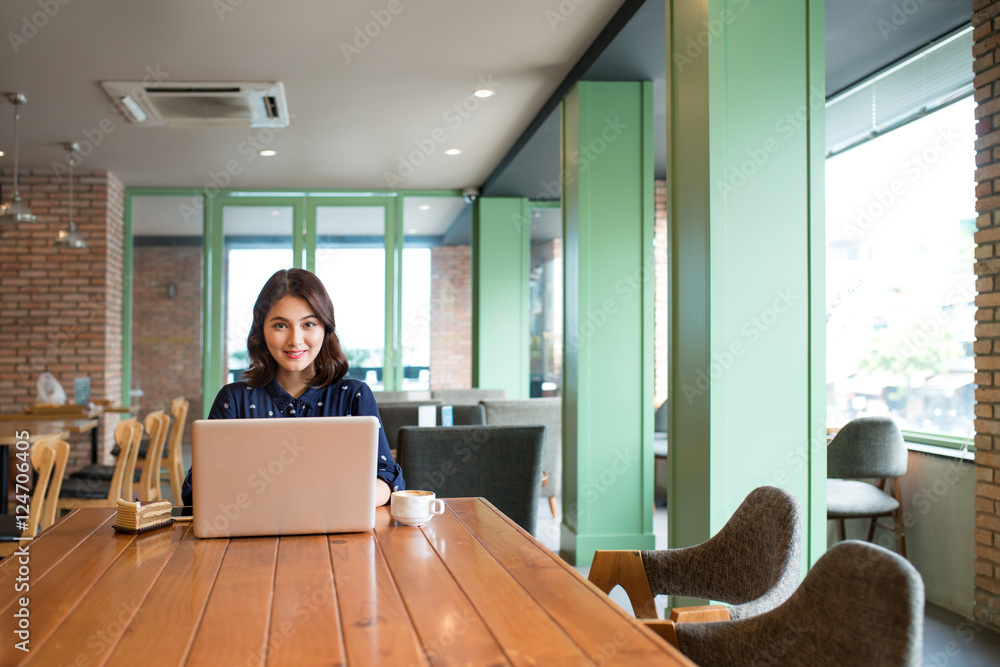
826;97;976;439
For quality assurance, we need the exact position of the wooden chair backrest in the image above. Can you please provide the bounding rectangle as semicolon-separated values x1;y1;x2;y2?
40;438;70;530
167;396;189;471
110;418;143;502
21;439;57;539
139;411;169;502
165;396;190;503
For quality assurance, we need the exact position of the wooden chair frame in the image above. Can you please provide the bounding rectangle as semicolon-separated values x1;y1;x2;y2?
138;411;169;502
163;396;189;504
57;418;142;511
0;438;64;558
834;476;906;558
588;550;733;624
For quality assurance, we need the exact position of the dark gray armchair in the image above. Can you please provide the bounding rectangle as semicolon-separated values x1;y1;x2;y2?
665;540;924;667
589;485;801;621
396;425;545;534
377;402;484;453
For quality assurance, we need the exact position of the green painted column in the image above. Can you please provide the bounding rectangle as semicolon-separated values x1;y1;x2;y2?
667;0;826;577
560;81;656;566
471;197;530;398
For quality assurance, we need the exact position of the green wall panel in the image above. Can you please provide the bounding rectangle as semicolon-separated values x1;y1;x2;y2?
471;197;530;398
561;81;655;566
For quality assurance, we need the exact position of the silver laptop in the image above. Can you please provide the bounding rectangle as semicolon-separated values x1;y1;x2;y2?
191;416;378;538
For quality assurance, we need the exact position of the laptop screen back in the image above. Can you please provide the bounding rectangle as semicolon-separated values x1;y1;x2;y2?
191;416;378;538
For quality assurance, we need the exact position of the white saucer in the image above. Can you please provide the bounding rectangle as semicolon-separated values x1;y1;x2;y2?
392;514;432;526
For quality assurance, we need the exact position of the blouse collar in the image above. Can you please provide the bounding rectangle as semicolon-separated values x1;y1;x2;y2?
264;379;323;410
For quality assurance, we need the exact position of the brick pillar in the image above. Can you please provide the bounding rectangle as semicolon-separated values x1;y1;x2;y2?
0;168;125;471
975;0;1000;630
429;245;471;389
654;179;668;408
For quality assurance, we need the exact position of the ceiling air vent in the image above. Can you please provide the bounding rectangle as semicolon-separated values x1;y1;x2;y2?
99;81;289;128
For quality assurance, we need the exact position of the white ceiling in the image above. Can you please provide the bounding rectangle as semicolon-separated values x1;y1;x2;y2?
0;0;626;191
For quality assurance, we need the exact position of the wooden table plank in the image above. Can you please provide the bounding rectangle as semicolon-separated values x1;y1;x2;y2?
329;529;428;666
0;510;112;595
105;525;228;667
186;537;278;666
0;514;136;667
420;505;592;665
374;508;509;666
24;522;187;666
450;499;697;666
266;535;346;667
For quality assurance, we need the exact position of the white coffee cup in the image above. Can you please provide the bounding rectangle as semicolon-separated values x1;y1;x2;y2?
391;490;445;526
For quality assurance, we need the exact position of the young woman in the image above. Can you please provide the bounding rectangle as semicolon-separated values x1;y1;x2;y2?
181;268;404;506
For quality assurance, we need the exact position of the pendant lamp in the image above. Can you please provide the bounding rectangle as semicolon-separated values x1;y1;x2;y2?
0;93;35;223
54;142;86;249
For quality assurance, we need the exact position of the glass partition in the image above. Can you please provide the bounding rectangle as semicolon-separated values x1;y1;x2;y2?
529;205;562;397
314;204;387;389
130;194;205;440
222;205;295;383
402;196;471;390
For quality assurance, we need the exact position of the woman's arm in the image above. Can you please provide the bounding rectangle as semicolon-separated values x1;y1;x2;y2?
349;381;405;503
375;478;391;506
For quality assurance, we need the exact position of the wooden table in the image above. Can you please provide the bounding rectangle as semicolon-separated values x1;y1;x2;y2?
0;421;88;515
0;499;694;666
0;411;102;465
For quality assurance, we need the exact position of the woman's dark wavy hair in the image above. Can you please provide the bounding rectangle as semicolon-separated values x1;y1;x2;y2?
243;269;349;388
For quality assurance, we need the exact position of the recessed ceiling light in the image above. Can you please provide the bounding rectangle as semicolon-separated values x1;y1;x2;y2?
0;150;4;157
445;148;461;156
474;89;494;98
419;205;430;210
271;210;280;216
259;149;276;157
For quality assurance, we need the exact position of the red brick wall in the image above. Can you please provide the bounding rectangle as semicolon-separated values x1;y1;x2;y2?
429;245;471;389
132;244;203;445
975;0;1000;630
0;169;124;471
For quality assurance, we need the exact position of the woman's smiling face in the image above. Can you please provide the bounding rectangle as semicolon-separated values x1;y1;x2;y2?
263;295;325;378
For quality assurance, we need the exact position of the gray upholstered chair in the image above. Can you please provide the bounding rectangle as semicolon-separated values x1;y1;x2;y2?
480;398;561;517
374;390;432;404
396;425;544;534
589;486;801;621
659;541;924;667
827;416;908;556
431;388;506;406
377;402;483;453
